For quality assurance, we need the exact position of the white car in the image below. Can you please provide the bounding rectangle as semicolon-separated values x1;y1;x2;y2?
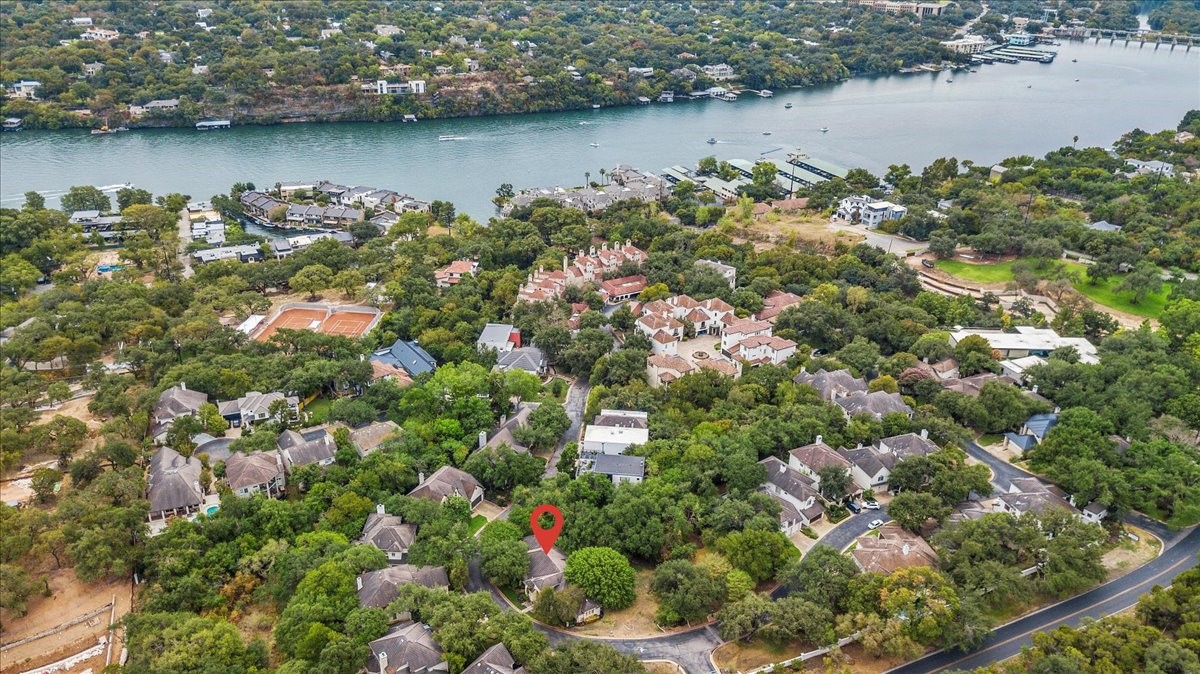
867;519;884;529
863;500;881;510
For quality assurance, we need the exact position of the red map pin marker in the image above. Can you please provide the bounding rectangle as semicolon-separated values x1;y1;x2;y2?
530;504;564;553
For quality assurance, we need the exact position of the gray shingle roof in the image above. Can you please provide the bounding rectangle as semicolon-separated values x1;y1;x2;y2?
583;453;646;479
277;428;336;470
357;565;448;608
224;452;283;491
360;512;417;556
495;347;546;374
794;368;867;400
462;643;525;674
836;391;913;419
367;622;448;674
408;465;482;504
147;447;203;514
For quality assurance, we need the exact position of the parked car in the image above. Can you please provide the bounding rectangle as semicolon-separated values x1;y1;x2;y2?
845;501;862;514
921;259;935;268
868;519;884;529
863;500;881;510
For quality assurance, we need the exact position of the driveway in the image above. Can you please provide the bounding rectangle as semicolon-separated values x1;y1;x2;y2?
544;378;590;477
771;505;891;599
828;218;926;255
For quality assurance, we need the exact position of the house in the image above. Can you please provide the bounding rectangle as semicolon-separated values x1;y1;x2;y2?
646;354;696;387
1125;159;1175;178
599;275;647;305
360;506;418;563
82;62;105;76
372;340;437;378
794;368;868;401
522;535;566;598
844;446;892;486
277;428;337;471
850;524;938;574
5;80;42;100
700;63;735;80
754;290;803;322
878;430;938;459
835;195;906;227
462;643;527;674
726;335;797;366
636;313;685;354
1003;412;1058;453
146;447;204;521
224;452;286;498
640;295;735;337
494;347;548;376
349;420;401;458
151;383;209;441
80;27;120;41
759;457;824;533
1000;355;1046;384
375;24;404;36
577;453;646;485
143;98;180;112
940;35;991;54
481;403;537;453
434;260;479;287
408;465;484;508
628;66;655;77
217;391;299;428
582;410;649;455
949;327;1099;364
72;16;94;25
196;8;214;18
367;622;448;674
477;323;521;354
788;437;853;486
1085;220;1122;232
517;242;646;302
996;477;1079;518
720;319;772;352
941;372;1016;397
851;0;948;17
695;259;736;288
836;391;913;420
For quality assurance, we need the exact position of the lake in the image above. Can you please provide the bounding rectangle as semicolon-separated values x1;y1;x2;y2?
1;40;1197;220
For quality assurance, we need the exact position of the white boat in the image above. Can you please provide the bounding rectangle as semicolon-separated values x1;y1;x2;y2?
784;102;793;109
762;131;771;136
819;127;829;133
706;137;717;144
592;104;600;109
438;135;466;141
946;78;953;83
590;142;599;147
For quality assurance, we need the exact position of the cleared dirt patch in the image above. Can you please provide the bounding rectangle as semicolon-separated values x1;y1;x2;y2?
643;661;684;674
570;569;664;638
1103;525;1161;581
0;569;131;674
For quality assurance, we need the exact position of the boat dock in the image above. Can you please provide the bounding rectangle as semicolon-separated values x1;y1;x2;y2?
989;45;1056;62
2;117;23;132
195;119;231;130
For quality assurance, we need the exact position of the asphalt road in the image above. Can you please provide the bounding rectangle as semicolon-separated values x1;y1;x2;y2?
771;505;891;600
544;378;590;478
540;622;723;674
888;526;1200;673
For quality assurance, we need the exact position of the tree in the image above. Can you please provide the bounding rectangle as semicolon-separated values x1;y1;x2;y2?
531;584;586;627
61;185;111;214
198;402;227;435
887;491;948;531
290;264;334;300
332;269;365;298
165;415;204;458
776;545;860;614
512;403;570;452
430;200;456;228
116;187;154;211
0;564;37;616
31;467;62;503
845;168;879;191
23;191;45;210
716;529;798;583
0;254;41;295
563;547;637;609
697;156;718;175
1116;262;1162;305
929;231;957;258
529;641;647;674
816;465;852;503
651;559;725;625
480;521;530;589
462;446;543;494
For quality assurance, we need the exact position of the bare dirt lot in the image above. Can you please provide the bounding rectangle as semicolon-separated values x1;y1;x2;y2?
0;570;131;674
570;569;665;638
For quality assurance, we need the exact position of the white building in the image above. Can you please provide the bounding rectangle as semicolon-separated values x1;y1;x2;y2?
80;27;120;41
370;79;426;95
477;323;520;354
861;201;907;227
940;36;992;54
5;80;41;100
581;410;649;455
700;63;736;80
720;319;772;352
949;326;1099;364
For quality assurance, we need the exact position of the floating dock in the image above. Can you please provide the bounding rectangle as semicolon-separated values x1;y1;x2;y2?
195;119;231;130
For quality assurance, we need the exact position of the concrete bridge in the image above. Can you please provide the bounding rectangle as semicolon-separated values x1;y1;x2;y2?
1049;26;1199;50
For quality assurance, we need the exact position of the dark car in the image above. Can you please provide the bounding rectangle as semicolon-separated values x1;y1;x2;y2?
921;259;935;268
845;501;862;514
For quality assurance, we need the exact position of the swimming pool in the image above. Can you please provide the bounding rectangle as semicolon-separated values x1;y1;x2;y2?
204;505;219;516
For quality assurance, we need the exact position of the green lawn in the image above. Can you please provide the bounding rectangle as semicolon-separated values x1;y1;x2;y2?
303;397;333;424
469;515;488;536
933;259;1017;283
933;259;1172;319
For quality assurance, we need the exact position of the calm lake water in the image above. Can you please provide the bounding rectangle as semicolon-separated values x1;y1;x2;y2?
2;40;1197;219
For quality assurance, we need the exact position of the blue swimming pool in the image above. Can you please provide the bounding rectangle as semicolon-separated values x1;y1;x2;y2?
204;505;219;516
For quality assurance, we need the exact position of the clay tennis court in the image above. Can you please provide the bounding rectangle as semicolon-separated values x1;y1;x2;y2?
254;306;378;341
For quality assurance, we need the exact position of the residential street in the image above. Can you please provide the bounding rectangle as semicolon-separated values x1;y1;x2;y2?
543;378;590;477
888;526;1200;674
540;623;723;674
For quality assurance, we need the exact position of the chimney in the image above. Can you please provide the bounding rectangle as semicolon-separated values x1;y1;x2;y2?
377;651;387;672
417;471;425;484
815;435;823;445
357;575;363;590
180;381;187;391
1053;406;1061;414
376;503;385;515
478;430;487;450
856;442;863;449
1031;385;1039;393
902;543;911;555
920;428;929;439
